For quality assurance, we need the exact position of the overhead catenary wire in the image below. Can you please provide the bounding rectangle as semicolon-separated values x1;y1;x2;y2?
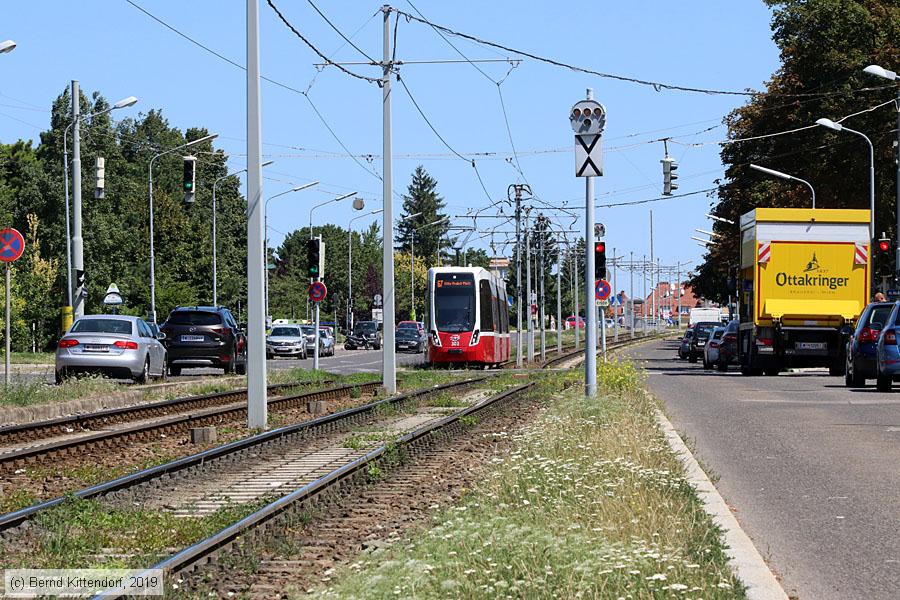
388;7;889;99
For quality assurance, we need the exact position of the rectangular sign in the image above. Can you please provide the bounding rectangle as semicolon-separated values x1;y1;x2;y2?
575;134;603;177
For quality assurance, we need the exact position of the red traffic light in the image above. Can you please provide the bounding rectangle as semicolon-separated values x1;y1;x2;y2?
595;242;605;253
879;239;891;252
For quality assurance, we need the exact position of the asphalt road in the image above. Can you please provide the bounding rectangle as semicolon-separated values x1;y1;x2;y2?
625;338;900;600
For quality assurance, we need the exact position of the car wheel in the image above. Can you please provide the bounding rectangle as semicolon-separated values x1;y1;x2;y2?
716;361;727;372
764;367;780;377
688;353;697;363
135;358;150;385
169;365;181;377
158;355;168;381
55;368;66;385
236;361;247;375
225;350;236;375
374;344;381;351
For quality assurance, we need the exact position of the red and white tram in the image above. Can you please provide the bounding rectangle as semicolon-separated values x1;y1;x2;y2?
426;267;510;367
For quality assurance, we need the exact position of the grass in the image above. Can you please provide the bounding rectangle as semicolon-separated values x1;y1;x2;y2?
0;375;121;408
313;360;745;599
7;352;55;365
0;496;270;570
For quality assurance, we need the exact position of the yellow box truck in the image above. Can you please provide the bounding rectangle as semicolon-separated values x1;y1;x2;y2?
738;208;870;376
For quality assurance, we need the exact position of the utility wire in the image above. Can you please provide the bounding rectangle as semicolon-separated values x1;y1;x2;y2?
306;0;378;63
266;0;381;84
389;7;884;99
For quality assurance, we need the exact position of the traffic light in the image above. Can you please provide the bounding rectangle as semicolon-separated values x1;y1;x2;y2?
307;237;325;279
94;156;105;199
182;155;197;204
662;156;678;196
595;241;607;279
877;235;891;257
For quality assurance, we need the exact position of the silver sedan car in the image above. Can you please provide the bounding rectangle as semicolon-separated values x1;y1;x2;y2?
266;325;308;359
55;315;168;384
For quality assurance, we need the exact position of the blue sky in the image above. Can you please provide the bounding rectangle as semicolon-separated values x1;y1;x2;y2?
0;1;781;286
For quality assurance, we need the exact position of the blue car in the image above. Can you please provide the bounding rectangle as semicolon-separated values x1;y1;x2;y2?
875;301;900;391
846;301;894;387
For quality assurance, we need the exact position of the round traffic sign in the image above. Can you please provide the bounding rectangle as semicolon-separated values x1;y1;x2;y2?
0;228;25;263
595;279;611;301
308;281;327;303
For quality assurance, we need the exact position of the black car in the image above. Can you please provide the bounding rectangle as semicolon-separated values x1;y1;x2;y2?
846;301;894;387
688;321;720;363
160;306;247;376
396;327;425;353
678;329;694;359
345;320;381;350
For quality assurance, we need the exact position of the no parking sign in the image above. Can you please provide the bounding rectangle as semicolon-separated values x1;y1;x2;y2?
0;228;24;263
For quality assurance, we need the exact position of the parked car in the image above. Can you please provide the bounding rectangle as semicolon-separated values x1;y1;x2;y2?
846;301;894;387
55;315;167;384
160;306;246;376
688;321;719;363
319;326;336;357
345;320;382;350
678;329;694;360
396;326;426;353
266;325;308;360
703;327;725;369
565;315;585;330
715;320;739;371
397;320;425;334
874;302;900;391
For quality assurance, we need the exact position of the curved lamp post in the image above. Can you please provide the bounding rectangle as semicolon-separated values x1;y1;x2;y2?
750;163;816;208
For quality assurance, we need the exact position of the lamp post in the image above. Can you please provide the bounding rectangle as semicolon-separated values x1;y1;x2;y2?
265;182;319;323
148;133;218;323
64;90;138;316
409;215;446;321
816;117;876;287
211;160;274;306
864;64;900;283
309;192;362;370
750;164;816;208
348;208;383;331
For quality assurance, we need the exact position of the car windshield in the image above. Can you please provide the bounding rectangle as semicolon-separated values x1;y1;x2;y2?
683;330;694;339
435;273;476;332
397;329;419;339
398;322;418;330
695;323;717;338
711;329;724;339
71;318;133;335
354;323;377;335
866;305;893;329
270;327;301;337
166;311;221;326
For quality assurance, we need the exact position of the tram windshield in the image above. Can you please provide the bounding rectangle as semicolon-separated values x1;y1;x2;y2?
434;273;476;332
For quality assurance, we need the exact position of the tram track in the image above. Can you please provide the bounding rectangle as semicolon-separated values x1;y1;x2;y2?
103;380;535;599
0;380;377;473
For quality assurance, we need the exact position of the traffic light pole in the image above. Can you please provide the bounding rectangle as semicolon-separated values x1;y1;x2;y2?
313;235;322;371
584;171;597;397
71;80;85;318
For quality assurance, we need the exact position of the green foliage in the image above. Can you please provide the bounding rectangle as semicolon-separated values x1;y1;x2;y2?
695;0;900;300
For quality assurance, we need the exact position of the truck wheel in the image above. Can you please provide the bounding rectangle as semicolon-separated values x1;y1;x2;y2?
877;372;892;392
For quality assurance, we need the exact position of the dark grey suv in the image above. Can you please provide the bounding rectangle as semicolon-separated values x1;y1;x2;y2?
160;306;247;376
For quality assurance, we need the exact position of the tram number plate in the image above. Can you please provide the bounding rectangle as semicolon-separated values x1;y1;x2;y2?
797;342;826;350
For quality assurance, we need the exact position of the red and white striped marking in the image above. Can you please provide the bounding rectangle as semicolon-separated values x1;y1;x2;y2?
757;242;771;263
854;242;868;265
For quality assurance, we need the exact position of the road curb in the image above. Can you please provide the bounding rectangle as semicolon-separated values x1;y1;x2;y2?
656;410;788;600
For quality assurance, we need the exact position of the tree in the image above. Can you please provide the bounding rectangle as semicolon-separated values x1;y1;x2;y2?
694;0;900;300
395;166;450;267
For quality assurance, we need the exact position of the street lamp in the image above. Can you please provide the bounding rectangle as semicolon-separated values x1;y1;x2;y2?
63;94;138;312
148;133;218;322
309;191;362;370
706;213;735;225
750;163;816;208
0;40;15;54
816;117;876;284
348;208;383;331
211;160;274;306
864;64;900;282
265;181;319;323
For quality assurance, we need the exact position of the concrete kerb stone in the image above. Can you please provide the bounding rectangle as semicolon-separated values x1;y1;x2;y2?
656;410;788;600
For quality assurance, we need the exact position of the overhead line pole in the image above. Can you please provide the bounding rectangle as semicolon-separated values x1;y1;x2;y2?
246;0;267;429
381;5;397;394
